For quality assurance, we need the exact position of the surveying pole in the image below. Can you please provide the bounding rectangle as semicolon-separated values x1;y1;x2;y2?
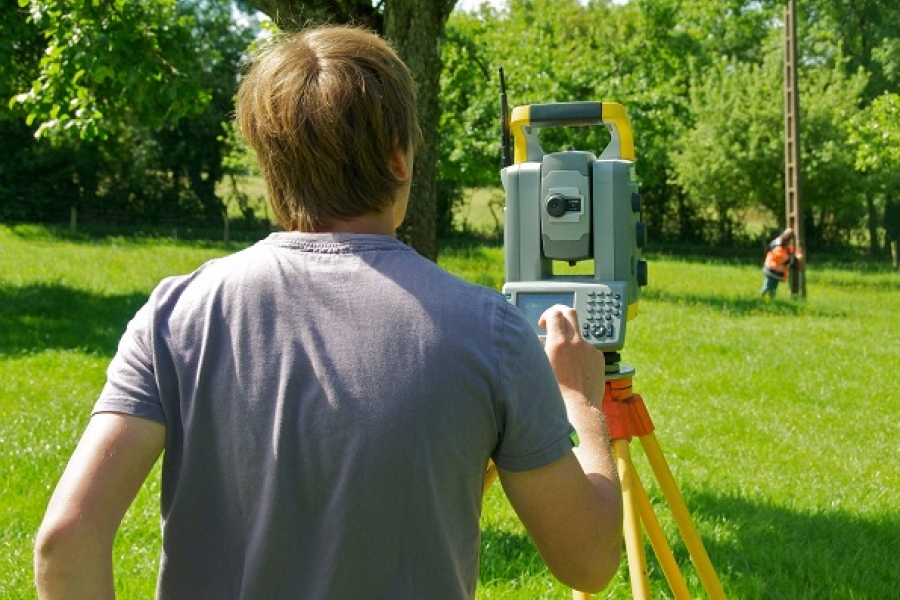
783;0;806;299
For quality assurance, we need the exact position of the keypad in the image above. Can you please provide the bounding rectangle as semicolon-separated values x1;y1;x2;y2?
581;290;621;341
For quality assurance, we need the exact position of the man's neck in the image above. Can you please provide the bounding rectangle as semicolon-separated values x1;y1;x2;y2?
300;210;396;237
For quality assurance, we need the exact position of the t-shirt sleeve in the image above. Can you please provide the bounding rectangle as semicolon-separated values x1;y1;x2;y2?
491;300;575;472
93;297;167;425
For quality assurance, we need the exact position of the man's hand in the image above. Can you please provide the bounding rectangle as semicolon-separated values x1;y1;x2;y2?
538;305;616;481
539;304;606;405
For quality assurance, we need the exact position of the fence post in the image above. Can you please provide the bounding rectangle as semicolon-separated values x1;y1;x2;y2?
69;205;78;237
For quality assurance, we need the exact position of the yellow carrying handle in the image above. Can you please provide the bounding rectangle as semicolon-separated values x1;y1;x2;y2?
509;101;635;164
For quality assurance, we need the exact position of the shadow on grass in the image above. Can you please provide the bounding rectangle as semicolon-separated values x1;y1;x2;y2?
640;288;849;318
479;490;899;599
812;274;900;292
644;245;898;274
0;283;147;356
6;222;267;248
688;490;900;599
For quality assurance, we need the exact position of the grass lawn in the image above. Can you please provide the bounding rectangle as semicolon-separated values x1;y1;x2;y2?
1;223;898;599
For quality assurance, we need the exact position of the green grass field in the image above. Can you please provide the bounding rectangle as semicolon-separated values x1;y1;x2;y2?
2;223;898;599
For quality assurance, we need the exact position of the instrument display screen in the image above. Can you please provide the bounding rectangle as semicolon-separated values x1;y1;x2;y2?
515;292;575;334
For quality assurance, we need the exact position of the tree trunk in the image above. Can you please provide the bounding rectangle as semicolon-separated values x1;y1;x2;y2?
867;195;879;256
385;0;454;261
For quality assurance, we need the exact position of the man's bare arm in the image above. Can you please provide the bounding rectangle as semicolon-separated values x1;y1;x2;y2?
35;413;165;600
499;306;622;593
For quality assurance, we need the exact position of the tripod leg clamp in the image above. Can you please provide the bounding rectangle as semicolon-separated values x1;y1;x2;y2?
602;377;655;440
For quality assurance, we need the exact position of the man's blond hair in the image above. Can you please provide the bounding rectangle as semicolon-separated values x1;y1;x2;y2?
236;26;422;231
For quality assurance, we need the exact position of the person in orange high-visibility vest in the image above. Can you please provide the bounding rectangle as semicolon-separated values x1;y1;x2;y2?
760;228;802;298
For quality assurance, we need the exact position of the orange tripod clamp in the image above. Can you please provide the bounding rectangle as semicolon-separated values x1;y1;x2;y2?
601;376;654;441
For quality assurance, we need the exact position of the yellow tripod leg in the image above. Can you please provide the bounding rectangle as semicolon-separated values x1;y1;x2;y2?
640;432;727;600
573;441;674;600
483;460;498;495
614;438;652;600
629;456;693;600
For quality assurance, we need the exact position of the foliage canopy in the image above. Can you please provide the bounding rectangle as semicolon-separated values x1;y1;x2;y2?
439;0;900;254
2;0;900;258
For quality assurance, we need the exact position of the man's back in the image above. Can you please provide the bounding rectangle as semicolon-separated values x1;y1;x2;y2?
96;232;572;599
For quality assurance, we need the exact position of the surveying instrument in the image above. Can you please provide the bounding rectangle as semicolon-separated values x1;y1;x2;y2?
482;70;727;599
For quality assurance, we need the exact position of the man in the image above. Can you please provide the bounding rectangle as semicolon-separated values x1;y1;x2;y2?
760;227;802;299
34;26;622;599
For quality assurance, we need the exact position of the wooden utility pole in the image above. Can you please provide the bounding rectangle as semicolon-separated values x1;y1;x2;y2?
783;0;806;298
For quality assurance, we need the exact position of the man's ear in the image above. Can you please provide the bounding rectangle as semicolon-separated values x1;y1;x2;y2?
389;146;411;181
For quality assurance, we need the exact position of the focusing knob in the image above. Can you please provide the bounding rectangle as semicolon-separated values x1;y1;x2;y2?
545;194;568;218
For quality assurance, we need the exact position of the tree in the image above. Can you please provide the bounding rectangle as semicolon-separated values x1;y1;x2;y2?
848;92;900;254
803;0;900;102
152;1;259;224
439;10;503;189
439;0;793;243
801;0;900;253
11;0;453;257
440;2;646;185
385;0;457;258
793;59;868;248
849;93;900;173
6;0;258;229
11;0;211;141
670;53;785;245
11;0;899;252
1;1;53;220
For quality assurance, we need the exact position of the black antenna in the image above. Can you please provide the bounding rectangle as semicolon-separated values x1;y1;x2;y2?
499;67;512;168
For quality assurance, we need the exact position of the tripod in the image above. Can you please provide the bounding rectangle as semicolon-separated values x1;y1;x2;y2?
483;359;727;599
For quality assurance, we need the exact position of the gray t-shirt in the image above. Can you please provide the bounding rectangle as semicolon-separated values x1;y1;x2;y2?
95;232;573;600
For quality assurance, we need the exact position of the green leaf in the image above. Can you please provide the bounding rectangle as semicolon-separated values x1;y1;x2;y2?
10;93;29;108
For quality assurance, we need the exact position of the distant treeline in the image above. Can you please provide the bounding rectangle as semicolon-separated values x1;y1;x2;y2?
3;0;899;258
